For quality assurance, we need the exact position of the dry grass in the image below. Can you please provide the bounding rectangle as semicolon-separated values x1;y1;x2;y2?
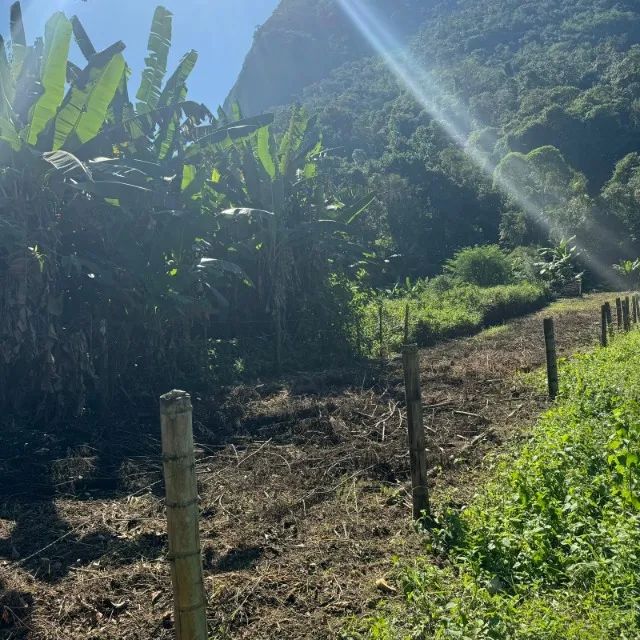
0;293;617;639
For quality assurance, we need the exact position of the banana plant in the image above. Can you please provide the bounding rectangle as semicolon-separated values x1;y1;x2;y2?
197;105;375;367
0;3;265;416
0;3;126;153
613;258;640;288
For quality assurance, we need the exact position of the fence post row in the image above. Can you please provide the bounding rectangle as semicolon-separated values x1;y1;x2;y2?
160;390;208;640
401;344;430;521
543;318;559;400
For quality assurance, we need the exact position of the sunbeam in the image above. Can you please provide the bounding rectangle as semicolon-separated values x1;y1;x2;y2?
337;0;623;287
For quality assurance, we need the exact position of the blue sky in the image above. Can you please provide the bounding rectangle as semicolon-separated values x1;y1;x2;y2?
1;0;280;108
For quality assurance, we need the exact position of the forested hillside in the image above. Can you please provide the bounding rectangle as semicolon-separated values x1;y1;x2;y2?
230;0;640;279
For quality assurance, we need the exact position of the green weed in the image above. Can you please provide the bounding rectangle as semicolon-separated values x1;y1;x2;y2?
346;331;640;639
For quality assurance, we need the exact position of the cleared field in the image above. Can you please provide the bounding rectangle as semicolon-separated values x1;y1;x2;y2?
0;293;616;639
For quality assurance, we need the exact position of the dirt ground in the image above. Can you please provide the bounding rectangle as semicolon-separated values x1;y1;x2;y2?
0;293;617;639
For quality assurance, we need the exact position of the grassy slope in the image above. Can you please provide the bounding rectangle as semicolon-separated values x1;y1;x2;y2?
347;321;640;639
363;282;550;355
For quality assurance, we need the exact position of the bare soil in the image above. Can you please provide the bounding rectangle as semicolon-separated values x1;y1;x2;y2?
0;293;615;639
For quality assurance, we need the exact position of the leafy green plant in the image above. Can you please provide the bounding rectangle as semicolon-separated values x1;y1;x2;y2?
536;237;584;289
0;3;282;419
612;259;640;288
445;245;514;287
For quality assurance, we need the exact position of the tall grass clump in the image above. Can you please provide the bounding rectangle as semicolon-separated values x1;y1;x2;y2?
346;331;640;639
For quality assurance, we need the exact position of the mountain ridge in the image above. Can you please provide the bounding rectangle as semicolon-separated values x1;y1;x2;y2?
224;0;436;116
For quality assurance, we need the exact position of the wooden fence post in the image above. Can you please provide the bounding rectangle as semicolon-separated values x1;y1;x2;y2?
378;303;384;359
543;318;559;400
605;302;613;338
98;318;109;413
404;304;410;345
600;305;608;348
633;295;638;325
624;297;631;332
616;297;623;330
160;390;208;640
401;345;430;520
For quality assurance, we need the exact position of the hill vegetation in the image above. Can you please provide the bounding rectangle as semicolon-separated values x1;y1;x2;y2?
231;0;640;281
225;0;432;117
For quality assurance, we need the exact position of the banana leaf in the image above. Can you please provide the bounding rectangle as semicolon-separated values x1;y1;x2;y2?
155;49;197;159
256;125;277;179
27;13;72;146
70;15;96;60
66;60;82;84
136;6;172;113
52;41;126;150
43;149;93;179
13;36;43;125
9;2;27;81
0;36;13;119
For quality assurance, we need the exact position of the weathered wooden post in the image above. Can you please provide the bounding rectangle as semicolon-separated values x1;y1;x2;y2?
616;297;623;330
98;318;109;413
378;303;384;359
401;345;430;520
605;302;613;338
600;305;608;348
633;295;638;325
543;318;559;400
624;297;631;332
160;390;208;640
404;304;410;345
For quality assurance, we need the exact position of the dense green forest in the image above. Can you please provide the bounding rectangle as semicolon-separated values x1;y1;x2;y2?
232;0;640;281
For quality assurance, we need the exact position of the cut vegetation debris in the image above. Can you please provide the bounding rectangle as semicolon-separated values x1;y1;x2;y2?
0;294;613;639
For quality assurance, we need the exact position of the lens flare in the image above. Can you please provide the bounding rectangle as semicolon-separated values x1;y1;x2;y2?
337;0;623;287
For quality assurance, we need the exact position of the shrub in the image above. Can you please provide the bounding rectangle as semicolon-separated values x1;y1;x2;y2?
445;245;514;287
427;274;458;293
510;245;543;282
